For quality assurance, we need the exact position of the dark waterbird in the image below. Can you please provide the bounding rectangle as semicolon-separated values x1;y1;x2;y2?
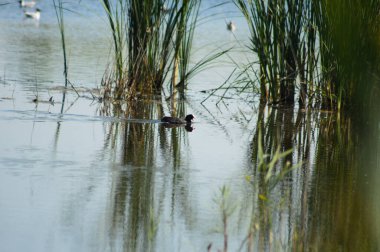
161;114;195;124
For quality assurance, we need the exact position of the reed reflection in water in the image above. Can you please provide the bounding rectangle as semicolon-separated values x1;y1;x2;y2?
99;96;195;251
93;96;380;251
2;86;380;250
228;105;380;251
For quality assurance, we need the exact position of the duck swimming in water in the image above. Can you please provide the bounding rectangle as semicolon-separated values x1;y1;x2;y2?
161;114;195;124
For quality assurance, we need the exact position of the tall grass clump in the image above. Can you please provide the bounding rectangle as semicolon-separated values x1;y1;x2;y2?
101;0;203;100
234;0;380;111
315;0;380;111
234;0;318;106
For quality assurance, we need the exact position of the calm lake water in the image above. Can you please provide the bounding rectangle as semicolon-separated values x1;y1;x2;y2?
1;1;380;251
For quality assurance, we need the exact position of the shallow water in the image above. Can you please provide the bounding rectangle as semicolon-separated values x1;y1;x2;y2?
1;1;380;252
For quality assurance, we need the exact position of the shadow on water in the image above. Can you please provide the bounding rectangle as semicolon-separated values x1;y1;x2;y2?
236;104;380;251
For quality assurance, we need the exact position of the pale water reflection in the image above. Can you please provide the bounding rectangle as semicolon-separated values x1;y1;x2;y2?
1;1;380;252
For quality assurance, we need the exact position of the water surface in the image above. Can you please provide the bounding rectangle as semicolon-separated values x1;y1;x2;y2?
0;1;380;251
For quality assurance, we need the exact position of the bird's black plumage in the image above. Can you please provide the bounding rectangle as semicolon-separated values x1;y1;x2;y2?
161;114;195;124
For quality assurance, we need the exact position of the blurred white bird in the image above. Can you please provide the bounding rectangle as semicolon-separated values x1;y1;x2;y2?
24;8;41;20
227;21;236;32
19;0;36;8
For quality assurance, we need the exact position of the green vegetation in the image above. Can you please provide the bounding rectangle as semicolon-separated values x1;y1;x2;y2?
100;0;204;100
233;0;380;111
233;0;318;106
50;0;380;112
212;185;237;252
209;125;301;251
316;0;380;111
53;0;68;88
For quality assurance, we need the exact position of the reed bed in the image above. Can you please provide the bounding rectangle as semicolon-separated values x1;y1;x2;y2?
101;0;207;100
316;0;380;111
232;0;380;111
234;0;317;106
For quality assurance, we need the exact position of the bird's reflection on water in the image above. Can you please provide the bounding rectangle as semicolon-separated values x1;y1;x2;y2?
162;123;195;132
